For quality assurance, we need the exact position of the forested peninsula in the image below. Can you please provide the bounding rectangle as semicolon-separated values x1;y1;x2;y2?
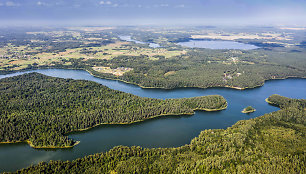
266;94;306;108
8;95;305;173
0;73;227;148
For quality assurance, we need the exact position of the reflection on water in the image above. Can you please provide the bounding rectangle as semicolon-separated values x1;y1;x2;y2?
0;69;305;172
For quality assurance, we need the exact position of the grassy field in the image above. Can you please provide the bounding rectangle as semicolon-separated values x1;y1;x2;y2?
0;27;305;91
0;39;185;71
92;66;133;76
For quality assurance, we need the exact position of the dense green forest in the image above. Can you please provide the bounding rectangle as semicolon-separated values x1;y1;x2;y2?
94;47;306;89
266;94;306;109
3;50;305;90
9;95;305;174
0;73;227;148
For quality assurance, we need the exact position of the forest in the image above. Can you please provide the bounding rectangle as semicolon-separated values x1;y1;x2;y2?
0;73;227;148
0;27;305;89
8;95;305;173
266;94;306;109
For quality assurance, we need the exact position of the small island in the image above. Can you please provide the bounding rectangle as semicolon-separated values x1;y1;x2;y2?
242;106;256;113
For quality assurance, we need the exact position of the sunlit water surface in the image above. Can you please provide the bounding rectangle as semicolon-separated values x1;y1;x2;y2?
0;69;305;172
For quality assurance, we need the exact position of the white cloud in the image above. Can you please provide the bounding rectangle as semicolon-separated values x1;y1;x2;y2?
160;4;169;7
5;1;20;7
37;1;50;7
112;3;118;7
99;1;112;6
175;4;185;8
137;3;169;8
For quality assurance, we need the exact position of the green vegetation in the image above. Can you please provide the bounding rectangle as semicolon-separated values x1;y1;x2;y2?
10;95;305;174
1;26;305;173
266;94;306;109
0;73;227;148
0;27;305;89
242;106;256;113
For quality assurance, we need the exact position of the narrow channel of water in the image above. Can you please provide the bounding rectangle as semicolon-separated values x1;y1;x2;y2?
0;69;305;172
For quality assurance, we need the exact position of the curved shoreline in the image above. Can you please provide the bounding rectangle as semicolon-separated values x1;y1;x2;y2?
67;104;228;134
0;72;304;173
241;109;256;113
265;98;273;104
1;67;305;91
86;68;306;90
0;105;227;149
0;140;81;149
265;98;278;106
0;67;303;149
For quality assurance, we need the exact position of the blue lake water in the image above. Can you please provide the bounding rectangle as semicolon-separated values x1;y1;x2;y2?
119;35;161;48
177;40;259;50
0;69;305;172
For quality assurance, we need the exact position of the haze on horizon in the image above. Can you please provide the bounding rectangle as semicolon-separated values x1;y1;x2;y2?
0;0;306;26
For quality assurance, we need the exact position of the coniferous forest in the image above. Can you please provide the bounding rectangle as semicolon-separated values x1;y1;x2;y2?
0;25;305;174
0;73;227;148
0;1;306;173
7;95;305;174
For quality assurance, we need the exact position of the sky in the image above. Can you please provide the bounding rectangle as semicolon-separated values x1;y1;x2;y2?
0;0;306;26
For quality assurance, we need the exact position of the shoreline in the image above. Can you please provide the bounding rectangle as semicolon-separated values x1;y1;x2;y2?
265;98;276;105
87;69;306;90
0;67;303;148
265;98;272;104
0;105;227;149
1;67;305;91
241;109;256;113
0;140;80;149
66;104;228;135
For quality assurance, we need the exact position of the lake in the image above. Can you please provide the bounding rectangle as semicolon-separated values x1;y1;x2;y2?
119;35;161;48
0;69;305;172
177;40;259;50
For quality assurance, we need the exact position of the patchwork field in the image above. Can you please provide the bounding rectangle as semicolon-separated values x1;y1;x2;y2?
0;38;185;71
0;26;305;90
